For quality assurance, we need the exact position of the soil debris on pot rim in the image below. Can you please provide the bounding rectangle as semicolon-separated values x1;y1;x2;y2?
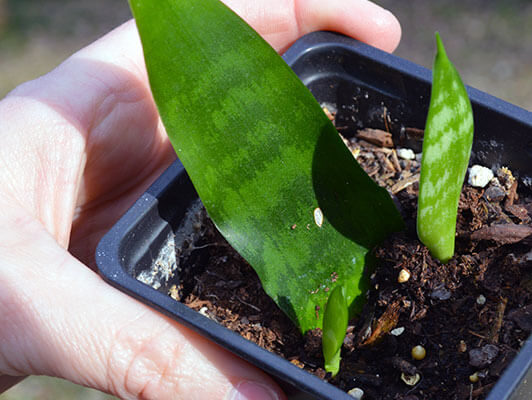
145;119;532;399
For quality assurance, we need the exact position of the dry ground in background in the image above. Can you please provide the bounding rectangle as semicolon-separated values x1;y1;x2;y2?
1;0;531;110
377;0;532;111
1;0;530;399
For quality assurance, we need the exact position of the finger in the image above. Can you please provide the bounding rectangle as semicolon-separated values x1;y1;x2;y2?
2;21;175;253
0;208;285;400
224;0;401;53
6;19;167;207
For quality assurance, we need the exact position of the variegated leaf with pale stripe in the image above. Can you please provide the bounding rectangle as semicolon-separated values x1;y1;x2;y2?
417;33;474;263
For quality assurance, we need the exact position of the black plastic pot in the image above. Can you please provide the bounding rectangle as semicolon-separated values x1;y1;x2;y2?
96;31;532;400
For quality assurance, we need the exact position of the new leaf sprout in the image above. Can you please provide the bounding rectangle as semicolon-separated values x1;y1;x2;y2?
417;33;474;263
322;285;348;376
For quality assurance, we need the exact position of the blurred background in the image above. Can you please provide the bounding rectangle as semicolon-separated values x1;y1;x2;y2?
0;0;530;398
1;0;531;110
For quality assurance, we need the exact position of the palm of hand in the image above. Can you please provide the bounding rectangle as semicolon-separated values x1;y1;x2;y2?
2;27;174;262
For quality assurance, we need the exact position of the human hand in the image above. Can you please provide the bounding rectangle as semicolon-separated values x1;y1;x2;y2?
0;1;400;398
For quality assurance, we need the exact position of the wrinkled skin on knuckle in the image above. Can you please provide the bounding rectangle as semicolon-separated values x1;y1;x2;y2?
104;317;236;400
105;323;187;400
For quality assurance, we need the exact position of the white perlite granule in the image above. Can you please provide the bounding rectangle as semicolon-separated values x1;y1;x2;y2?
396;148;416;160
468;165;494;188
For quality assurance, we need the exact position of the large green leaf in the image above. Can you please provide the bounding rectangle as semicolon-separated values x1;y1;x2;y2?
129;0;404;332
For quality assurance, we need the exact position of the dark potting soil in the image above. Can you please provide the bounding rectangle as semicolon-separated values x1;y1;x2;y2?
164;122;532;400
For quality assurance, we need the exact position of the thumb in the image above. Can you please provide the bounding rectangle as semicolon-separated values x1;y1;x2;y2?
0;207;284;400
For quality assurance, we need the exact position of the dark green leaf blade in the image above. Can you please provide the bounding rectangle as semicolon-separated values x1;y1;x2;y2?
129;0;404;332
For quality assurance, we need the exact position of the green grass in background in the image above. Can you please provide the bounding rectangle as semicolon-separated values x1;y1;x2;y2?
0;0;530;399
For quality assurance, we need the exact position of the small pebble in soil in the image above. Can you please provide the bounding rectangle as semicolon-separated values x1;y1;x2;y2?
392;357;417;375
476;294;487;305
347;387;364;399
497;166;515;189
468;165;494;188
411;345;427;360
507;304;532;331
469;372;480;383
168;284;180;300
458;340;467;353
430;285;451;301
401;372;421;386
469;344;499;368
484;184;506;202
397;148;416;160
391;327;405;336
398;268;411;283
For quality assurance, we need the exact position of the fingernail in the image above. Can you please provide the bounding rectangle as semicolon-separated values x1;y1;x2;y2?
227;380;280;400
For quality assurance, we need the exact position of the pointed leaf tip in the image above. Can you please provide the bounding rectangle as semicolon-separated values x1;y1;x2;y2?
435;32;447;59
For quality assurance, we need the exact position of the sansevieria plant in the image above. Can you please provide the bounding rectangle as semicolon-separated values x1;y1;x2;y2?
417;33;474;263
128;0;473;377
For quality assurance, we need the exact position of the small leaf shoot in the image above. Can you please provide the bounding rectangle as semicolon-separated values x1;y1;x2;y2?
417;33;474;263
322;285;348;376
